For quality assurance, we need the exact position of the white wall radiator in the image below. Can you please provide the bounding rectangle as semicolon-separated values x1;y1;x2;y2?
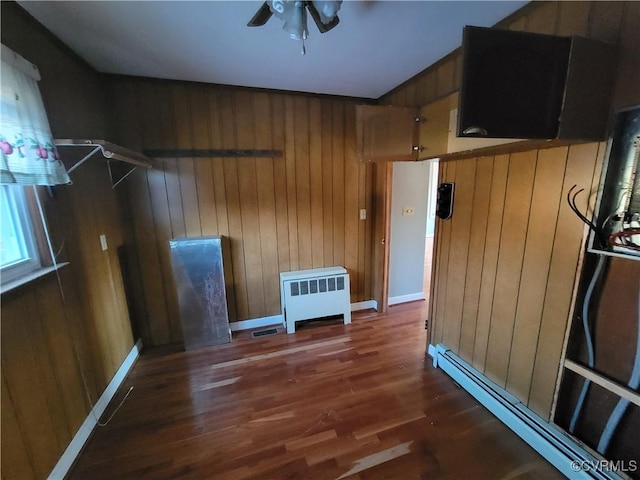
280;267;351;334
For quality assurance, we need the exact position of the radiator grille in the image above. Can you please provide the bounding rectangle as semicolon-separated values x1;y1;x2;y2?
290;275;346;296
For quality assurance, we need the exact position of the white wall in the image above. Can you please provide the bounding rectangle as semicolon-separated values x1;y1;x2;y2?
388;160;431;303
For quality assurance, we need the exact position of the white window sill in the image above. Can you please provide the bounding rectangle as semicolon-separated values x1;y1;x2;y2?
1;262;70;295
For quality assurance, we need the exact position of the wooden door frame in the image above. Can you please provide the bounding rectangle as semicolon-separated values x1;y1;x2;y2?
372;161;393;313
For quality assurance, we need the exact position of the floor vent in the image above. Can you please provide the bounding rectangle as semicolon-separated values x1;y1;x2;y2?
251;328;279;338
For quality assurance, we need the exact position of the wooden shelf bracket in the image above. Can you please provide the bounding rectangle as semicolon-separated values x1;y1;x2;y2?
55;139;152;188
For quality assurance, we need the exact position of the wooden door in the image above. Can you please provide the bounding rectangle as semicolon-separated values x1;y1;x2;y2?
417;94;456;160
356;105;420;162
372;161;392;313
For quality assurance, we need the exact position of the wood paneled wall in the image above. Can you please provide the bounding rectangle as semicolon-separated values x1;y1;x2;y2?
382;1;639;110
2;2;638;477
382;1;639;420
110;79;374;346
2;269;88;480
430;144;604;418
1;3;135;479
1;167;136;480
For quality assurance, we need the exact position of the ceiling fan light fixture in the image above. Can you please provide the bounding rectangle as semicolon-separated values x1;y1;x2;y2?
270;0;286;15
253;0;342;54
282;1;308;41
267;0;295;22
311;1;342;24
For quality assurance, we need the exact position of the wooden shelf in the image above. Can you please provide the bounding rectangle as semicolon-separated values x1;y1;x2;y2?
55;139;151;188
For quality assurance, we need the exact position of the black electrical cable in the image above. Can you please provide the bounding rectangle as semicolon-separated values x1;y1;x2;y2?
567;185;607;247
568;186;597;231
568;187;593;226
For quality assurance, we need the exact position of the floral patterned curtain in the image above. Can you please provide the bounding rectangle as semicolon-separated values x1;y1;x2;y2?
1;44;70;185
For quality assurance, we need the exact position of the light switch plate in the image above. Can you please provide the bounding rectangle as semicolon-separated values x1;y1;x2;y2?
359;209;367;220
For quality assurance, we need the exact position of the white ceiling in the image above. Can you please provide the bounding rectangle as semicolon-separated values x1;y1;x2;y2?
18;1;528;99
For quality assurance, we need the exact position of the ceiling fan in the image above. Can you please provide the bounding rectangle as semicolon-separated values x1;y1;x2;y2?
248;1;343;53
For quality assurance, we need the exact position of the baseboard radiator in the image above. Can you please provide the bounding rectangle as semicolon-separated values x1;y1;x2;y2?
280;267;351;334
428;343;624;480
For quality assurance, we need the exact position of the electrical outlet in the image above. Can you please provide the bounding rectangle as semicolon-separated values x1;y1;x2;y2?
99;234;108;251
359;208;367;220
402;206;415;216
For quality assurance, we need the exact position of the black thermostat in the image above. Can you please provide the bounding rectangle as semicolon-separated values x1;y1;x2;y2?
436;182;454;220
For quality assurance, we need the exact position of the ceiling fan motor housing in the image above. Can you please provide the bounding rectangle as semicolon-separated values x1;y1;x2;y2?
267;1;342;24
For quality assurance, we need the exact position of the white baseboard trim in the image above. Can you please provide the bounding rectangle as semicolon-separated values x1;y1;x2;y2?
351;300;378;312
388;292;425;306
230;302;380;332
49;339;142;480
429;343;623;480
230;314;283;332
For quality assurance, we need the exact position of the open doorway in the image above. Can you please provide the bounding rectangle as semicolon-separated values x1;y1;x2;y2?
423;160;439;304
387;160;439;308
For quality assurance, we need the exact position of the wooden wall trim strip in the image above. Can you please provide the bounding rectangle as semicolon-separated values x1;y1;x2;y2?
143;149;283;158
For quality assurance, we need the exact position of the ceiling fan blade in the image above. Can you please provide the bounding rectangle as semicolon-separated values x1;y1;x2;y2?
247;1;273;27
306;2;340;33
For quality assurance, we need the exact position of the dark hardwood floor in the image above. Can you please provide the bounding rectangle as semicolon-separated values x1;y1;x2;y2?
70;302;562;479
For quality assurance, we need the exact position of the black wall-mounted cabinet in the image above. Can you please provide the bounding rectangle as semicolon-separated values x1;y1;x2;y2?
458;26;617;141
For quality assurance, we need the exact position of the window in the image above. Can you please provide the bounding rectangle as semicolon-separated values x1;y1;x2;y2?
1;45;67;291
1;185;41;284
